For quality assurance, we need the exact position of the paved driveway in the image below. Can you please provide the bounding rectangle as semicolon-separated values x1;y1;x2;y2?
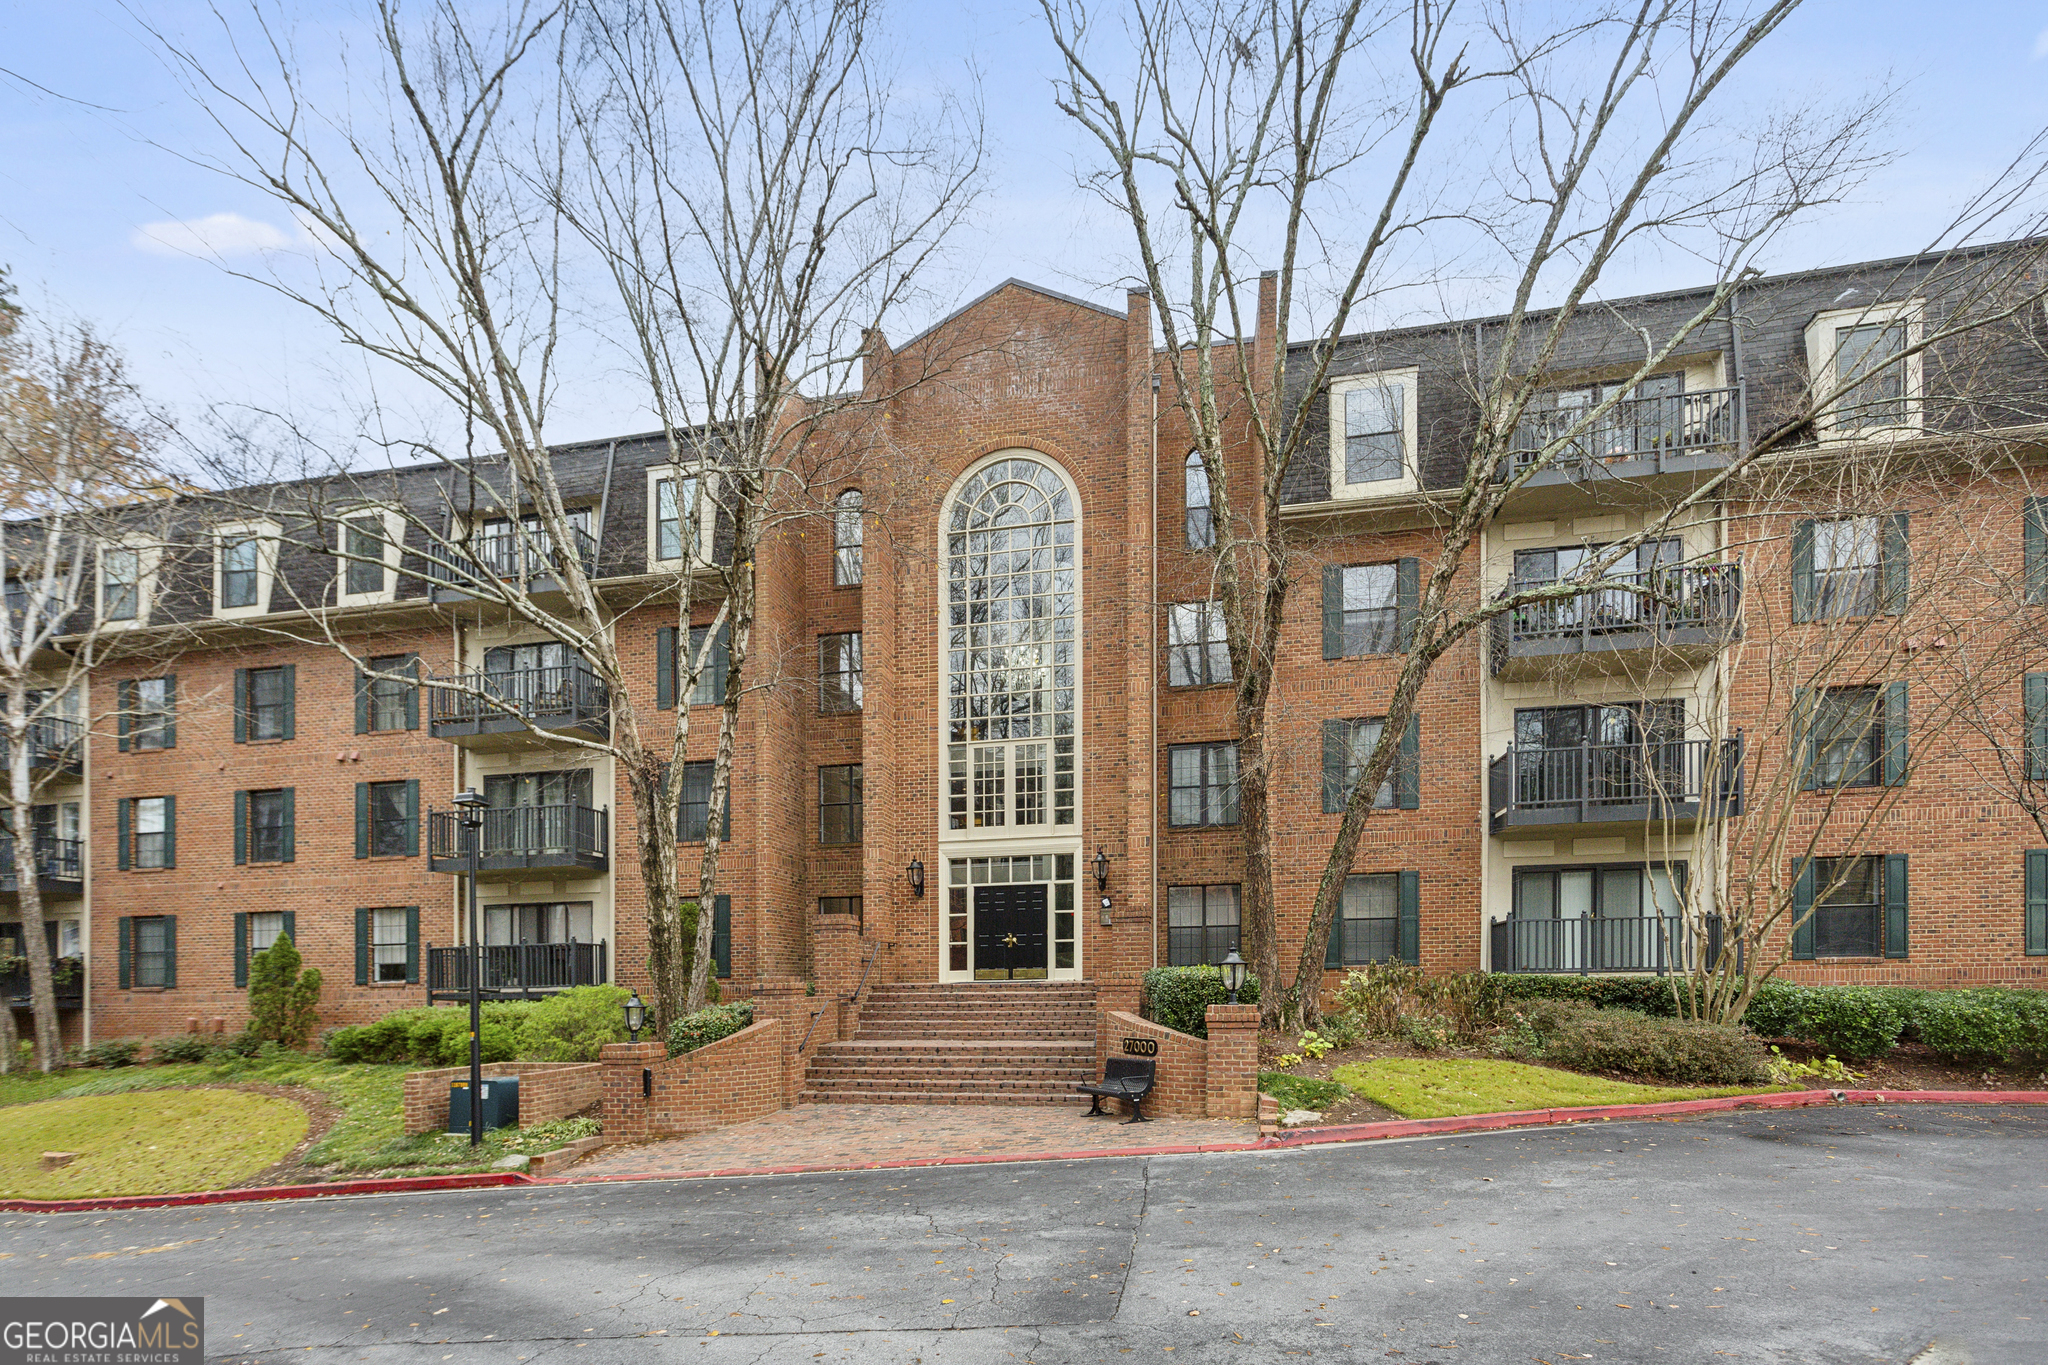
2;1104;2041;1363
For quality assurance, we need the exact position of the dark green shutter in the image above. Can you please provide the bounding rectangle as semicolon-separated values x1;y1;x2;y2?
1394;557;1420;651
2026;850;2048;956
1793;688;1817;791
2027;674;2048;781
1790;520;1815;623
116;798;131;870
1791;861;1816;960
234;790;248;865
161;915;176;988
281;787;295;862
280;664;296;739
1880;512;1909;614
354;667;369;733
1397;869;1421;965
233;668;249;743
161;795;174;868
1321;565;1343;659
1884;853;1909;959
354;908;370;985
403;780;420;857
234;912;249;987
117;680;132;751
656;626;676;709
1321;719;1347;814
160;675;175;747
1396;713;1421;810
1325;898;1342;968
354;783;369;859
2027;497;2048;605
1882;681;1909;787
403;656;419;730
404;907;420;984
117;917;131;989
713;895;732;978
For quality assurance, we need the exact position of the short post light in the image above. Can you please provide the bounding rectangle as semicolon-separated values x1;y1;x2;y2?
906;858;925;898
623;990;647;1043
1220;949;1248;1006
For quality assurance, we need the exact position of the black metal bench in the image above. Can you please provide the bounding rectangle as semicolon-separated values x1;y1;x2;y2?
1076;1057;1156;1124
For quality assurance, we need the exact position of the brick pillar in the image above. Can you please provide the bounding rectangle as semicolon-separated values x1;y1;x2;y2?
750;978;818;1107
1203;1003;1260;1119
599;1040;664;1144
813;915;860;1036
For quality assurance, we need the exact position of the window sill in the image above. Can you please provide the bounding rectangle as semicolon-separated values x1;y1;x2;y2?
1165;681;1235;692
127;986;169;994
126;867;172;874
365;980;416;989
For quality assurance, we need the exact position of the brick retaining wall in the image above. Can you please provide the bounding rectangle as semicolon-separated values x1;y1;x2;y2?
599;1019;786;1144
400;1061;603;1136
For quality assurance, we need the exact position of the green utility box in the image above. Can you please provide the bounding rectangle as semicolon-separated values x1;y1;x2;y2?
447;1076;520;1134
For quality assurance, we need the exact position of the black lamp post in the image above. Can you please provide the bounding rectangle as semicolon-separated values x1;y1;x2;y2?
1220;949;1248;1005
906;858;925;898
623;990;647;1043
451;786;488;1147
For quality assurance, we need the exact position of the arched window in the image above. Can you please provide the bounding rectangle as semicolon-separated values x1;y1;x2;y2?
944;457;1077;831
833;489;863;585
1185;451;1214;549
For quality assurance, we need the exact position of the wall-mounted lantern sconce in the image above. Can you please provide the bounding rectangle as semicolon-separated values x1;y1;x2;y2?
906;858;925;898
1094;846;1112;925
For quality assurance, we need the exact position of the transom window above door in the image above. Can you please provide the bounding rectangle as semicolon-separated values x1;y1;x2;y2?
944;457;1077;832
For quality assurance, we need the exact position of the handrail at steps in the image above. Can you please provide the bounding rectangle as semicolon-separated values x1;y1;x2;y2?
797;939;883;1058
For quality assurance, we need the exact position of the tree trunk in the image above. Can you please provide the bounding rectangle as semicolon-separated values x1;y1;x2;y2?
0;995;16;1073
1233;716;1281;1032
626;755;688;1030
686;610;749;1012
5;784;61;1072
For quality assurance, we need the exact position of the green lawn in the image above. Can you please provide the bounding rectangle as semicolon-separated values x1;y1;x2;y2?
0;1057;596;1185
0;1091;306;1198
1330;1058;1785;1120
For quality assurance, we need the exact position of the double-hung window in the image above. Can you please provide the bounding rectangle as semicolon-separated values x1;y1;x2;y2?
1834;323;1908;431
820;764;863;844
133;916;172;987
1184;452;1214;549
688;625;730;706
366;655;414;731
372;909;411;982
102;548;139;621
1808;855;1884;958
1327;718;1396;811
833;490;863;585
1808;686;1883;788
1167;884;1240;966
1342;382;1405;484
247;789;291;863
675;761;731;843
656;473;701;562
820;632;863;713
248;911;288;957
368;781;413;857
220;535;259;608
1812;517;1879;618
1167;743;1239;827
1335;564;1398;655
126;677;175;751
343;515;388;596
1335;873;1401;964
1167;602;1231;687
247;666;291;741
132;796;171;869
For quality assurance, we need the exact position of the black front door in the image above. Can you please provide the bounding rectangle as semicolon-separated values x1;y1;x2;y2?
973;884;1049;980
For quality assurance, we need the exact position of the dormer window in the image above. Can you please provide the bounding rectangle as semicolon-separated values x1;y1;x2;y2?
101;548;139;621
1328;368;1419;498
1805;300;1921;441
650;466;718;569
213;522;278;618
221;535;259;607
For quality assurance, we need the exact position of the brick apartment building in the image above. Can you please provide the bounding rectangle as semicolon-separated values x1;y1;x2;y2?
7;240;2048;1048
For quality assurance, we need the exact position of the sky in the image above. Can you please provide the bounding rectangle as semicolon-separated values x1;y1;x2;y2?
3;0;2048;458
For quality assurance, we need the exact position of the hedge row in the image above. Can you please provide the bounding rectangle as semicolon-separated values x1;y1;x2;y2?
1141;966;1261;1038
324;985;633;1066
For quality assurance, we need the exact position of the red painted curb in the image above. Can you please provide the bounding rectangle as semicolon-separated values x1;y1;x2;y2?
0;1171;531;1215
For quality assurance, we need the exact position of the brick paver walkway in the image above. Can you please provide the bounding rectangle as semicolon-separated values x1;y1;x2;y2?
568;1102;1257;1179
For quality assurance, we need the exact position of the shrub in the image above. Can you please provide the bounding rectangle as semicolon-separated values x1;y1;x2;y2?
1875;987;1935;1045
1141;966;1261;1038
1490;974;1682;1017
1790;987;1903;1061
1538;1009;1771;1085
1917;991;2029;1065
1335;964;1499;1042
1316;1012;1364;1050
513;985;631;1062
1738;980;1807;1038
668;1000;755;1056
324;1006;523;1066
149;1034;213;1064
208;1030;264;1061
247;932;323;1049
81;1039;140;1069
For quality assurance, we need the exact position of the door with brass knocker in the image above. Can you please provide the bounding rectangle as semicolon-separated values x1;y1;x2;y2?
972;883;1050;980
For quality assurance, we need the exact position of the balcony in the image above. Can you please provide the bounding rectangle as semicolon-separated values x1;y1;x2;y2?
1507;384;1744;488
427;804;610;880
1489;914;1733;975
425;940;609;1001
427;524;600;603
1488;563;1742;679
0;837;85;900
1487;735;1743;833
2;959;85;1010
427;664;609;748
1;717;84;778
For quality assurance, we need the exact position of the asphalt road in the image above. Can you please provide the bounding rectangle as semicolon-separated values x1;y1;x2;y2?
2;1104;2042;1365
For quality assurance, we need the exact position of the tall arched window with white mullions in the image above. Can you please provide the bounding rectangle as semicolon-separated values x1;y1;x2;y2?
833;489;864;585
1185;450;1214;549
944;457;1078;831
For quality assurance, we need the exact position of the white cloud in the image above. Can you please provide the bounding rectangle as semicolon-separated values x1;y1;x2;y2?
2034;27;2048;60
131;212;300;259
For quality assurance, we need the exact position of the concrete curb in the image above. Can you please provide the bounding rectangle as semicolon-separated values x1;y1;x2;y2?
6;1089;2044;1212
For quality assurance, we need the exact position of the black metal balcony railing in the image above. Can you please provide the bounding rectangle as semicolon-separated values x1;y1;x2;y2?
1508;385;1744;480
427;663;610;736
0;836;84;891
427;524;600;592
425;939;608;1000
427;804;609;875
1491;913;1732;975
1;716;85;775
1489;563;1742;674
2;961;85;1009
1487;735;1744;832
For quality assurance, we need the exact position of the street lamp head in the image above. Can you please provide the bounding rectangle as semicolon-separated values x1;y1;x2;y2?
623;990;647;1042
452;786;487;826
1219;949;1248;1005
